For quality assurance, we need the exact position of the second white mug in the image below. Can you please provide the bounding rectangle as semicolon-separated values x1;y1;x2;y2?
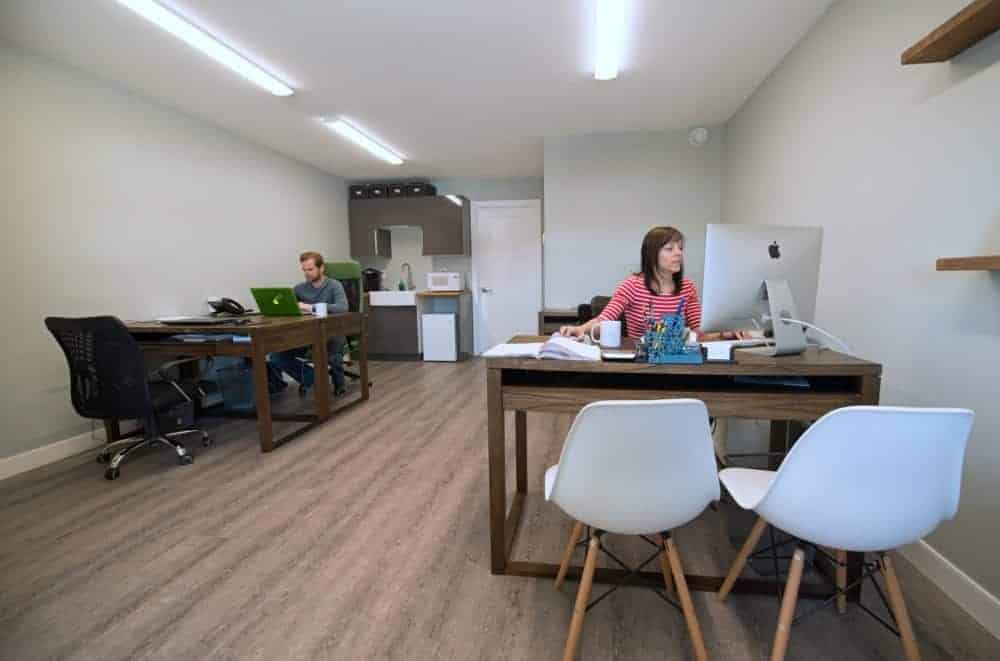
313;302;328;318
590;320;622;348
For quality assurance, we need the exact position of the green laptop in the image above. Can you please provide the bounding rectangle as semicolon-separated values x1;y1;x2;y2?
250;287;302;316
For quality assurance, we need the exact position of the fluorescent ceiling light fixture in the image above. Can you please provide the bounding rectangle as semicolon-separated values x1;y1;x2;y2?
444;195;462;206
594;0;625;80
115;0;294;96
322;119;405;165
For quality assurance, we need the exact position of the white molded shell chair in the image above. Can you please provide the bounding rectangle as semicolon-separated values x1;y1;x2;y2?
546;399;720;661
717;406;973;661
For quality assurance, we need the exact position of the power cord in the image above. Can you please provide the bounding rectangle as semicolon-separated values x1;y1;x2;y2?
761;314;852;354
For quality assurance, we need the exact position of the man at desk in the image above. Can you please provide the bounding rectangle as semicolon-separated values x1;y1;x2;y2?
271;251;348;396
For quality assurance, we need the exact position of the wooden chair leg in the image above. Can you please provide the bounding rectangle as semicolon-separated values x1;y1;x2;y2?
563;534;600;661
718;516;769;601
835;549;847;614
770;546;805;661
656;533;674;594
881;554;922;661
555;521;584;590
666;536;709;661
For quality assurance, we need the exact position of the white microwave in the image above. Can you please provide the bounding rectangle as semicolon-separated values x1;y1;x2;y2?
427;272;464;291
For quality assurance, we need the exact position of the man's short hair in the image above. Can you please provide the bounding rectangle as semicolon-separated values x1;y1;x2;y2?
299;251;324;268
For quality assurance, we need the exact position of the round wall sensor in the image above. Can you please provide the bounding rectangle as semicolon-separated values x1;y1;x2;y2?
689;127;709;147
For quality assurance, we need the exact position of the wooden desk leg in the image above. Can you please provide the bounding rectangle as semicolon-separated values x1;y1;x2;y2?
515;410;527;495
251;336;275;453
862;375;881;406
359;316;370;401
487;368;507;574
313;323;331;421
768;421;788;470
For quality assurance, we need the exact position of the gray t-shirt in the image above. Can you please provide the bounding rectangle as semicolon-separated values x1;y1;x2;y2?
294;277;348;313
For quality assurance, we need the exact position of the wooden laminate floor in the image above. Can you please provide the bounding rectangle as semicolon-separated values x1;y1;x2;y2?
1;360;997;660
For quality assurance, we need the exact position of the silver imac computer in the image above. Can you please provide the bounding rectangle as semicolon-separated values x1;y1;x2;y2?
701;224;823;355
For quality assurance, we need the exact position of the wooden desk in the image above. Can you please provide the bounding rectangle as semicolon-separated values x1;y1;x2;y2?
485;336;882;599
121;313;368;452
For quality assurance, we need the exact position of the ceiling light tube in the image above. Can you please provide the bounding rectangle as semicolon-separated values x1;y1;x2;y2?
594;0;625;80
115;0;294;96
322;119;405;165
444;195;462;206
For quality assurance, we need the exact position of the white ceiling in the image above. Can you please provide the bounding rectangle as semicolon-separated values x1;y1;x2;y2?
0;0;834;179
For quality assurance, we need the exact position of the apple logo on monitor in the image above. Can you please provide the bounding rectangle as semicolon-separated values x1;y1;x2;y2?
768;241;781;259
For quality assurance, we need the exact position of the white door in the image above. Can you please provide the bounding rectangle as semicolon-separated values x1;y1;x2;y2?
472;200;542;354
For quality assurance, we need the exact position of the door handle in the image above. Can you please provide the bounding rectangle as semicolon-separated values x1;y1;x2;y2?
480;287;493;293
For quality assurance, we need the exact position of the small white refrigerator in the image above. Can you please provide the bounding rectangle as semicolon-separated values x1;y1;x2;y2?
422;313;458;362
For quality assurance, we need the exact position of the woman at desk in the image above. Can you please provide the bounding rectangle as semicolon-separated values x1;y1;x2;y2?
559;226;750;341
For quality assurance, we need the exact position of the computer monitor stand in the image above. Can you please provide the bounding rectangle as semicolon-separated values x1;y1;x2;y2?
756;279;807;356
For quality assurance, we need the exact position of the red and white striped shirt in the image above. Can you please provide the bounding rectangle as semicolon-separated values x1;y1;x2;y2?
598;275;702;338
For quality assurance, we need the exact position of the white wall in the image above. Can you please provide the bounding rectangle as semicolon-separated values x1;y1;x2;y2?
724;0;1000;602
1;44;350;459
543;128;724;308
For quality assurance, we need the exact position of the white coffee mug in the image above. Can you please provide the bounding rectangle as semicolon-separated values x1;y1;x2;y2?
313;302;328;318
590;320;621;348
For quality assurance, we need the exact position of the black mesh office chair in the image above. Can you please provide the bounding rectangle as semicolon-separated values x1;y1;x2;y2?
45;316;208;480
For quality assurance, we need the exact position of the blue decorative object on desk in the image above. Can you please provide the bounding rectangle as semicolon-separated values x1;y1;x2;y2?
645;297;704;364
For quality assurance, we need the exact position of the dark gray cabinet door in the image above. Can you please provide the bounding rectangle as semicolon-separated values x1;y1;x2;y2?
348;209;392;257
349;210;372;257
421;214;463;255
368;306;419;355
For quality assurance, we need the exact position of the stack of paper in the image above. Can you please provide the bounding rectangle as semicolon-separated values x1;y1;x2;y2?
481;343;544;358
536;336;601;361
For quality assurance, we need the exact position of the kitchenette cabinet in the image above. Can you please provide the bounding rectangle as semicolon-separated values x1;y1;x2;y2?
368;303;419;358
348;196;469;257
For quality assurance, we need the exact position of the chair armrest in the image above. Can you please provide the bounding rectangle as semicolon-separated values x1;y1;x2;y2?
149;356;201;378
577;304;593;323
149;357;202;403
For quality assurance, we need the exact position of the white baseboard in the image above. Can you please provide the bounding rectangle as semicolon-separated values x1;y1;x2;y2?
0;430;104;482
900;540;1000;639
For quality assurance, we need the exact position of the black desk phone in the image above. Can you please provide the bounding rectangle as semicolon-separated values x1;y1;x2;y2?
207;297;247;316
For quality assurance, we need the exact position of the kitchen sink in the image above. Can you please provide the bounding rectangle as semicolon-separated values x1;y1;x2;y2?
368;291;417;306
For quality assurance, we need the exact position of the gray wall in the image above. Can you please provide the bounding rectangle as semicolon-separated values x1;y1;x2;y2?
1;44;350;459
724;0;1000;597
543;128;724;308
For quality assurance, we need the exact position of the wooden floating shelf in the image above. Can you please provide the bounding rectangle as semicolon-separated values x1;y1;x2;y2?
936;255;1000;271
902;0;1000;64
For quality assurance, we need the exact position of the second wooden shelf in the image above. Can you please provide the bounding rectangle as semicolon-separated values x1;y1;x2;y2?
936;255;1000;271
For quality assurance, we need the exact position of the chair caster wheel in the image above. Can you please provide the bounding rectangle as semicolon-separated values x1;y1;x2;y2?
97;452;110;464
202;435;212;448
179;454;194;466
104;467;120;480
